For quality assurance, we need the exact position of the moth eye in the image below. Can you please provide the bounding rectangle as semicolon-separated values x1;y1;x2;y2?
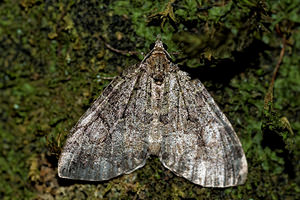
149;43;155;50
163;43;168;50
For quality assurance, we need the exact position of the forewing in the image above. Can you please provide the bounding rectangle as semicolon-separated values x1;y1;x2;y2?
159;69;247;187
58;65;152;181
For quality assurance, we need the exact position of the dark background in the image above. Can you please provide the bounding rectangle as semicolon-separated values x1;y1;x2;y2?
0;0;299;199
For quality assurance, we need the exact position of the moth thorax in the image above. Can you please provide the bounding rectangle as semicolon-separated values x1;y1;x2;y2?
153;72;164;85
151;60;169;85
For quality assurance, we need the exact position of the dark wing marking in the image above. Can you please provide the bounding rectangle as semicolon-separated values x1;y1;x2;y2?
58;65;152;181
159;69;247;187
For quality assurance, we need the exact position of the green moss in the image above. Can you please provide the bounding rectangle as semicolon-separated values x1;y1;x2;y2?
0;0;299;199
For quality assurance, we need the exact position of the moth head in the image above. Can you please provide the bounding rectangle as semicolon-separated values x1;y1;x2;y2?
149;35;168;51
141;36;172;63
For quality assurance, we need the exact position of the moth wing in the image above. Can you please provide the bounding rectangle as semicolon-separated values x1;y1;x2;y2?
159;70;247;187
58;65;152;181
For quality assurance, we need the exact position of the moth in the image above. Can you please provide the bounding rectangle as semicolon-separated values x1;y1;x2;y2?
58;37;248;187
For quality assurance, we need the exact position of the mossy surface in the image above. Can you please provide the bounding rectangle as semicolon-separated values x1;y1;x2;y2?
0;0;299;199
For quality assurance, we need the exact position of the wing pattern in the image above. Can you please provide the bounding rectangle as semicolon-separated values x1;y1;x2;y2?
159;69;247;187
58;65;152;181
